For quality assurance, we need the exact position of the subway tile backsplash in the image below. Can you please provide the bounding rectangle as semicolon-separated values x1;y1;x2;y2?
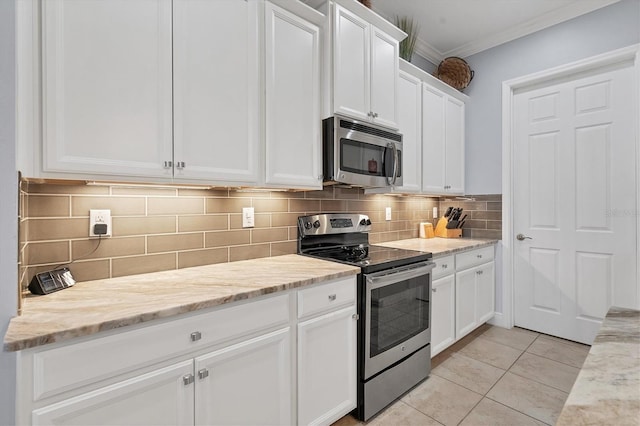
19;181;502;294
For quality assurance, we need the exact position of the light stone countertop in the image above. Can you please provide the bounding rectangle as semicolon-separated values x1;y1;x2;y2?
3;254;359;352
556;306;640;425
376;237;498;257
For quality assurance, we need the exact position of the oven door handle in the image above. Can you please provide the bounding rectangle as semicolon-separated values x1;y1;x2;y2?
365;262;434;290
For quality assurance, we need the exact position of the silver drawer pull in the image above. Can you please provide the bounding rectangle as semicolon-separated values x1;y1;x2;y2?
432;288;437;293
476;270;484;275
352;313;359;320
441;264;448;268
477;254;483;258
198;369;209;380
328;294;337;301
183;374;194;386
190;331;202;342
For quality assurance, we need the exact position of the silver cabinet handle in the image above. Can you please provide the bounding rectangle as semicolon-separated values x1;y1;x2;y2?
367;111;373;117
190;331;202;342
163;161;173;169
477;254;483;259
517;233;533;241
432;288;437;293
476;270;484;275
328;294;337;301
373;112;378;118
198;369;209;380
176;161;186;169
441;264;448;269
183;374;194;386
352;313;359;320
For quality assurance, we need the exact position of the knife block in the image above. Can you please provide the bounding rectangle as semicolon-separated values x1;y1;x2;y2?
434;217;463;238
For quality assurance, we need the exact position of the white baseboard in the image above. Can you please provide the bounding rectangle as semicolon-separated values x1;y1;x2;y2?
488;312;509;328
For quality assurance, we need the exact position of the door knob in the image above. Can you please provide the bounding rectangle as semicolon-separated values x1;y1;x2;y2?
516;234;532;241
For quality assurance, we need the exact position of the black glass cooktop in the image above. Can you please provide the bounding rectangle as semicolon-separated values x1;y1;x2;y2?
307;244;431;273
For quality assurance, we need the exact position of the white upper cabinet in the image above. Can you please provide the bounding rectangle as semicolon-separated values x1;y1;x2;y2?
395;70;422;193
42;0;173;179
172;0;260;184
422;80;466;195
264;1;323;189
331;2;403;129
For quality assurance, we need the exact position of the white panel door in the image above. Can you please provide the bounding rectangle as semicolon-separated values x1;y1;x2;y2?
298;306;357;426
173;0;260;184
42;0;172;178
333;5;370;122
422;85;446;193
369;27;398;129
32;360;194;426
513;65;637;344
444;96;465;194
431;274;455;356
264;2;321;189
194;328;292;426
395;71;422;193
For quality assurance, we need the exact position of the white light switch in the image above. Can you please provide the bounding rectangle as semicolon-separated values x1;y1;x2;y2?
242;207;255;228
385;207;392;221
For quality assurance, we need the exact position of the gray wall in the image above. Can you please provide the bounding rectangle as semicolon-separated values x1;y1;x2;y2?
0;0;18;423
410;53;437;75
464;0;640;195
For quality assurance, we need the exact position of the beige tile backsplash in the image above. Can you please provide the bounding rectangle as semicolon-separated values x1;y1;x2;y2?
18;180;502;295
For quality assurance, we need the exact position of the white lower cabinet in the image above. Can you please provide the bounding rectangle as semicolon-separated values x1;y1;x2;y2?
429;246;496;357
18;277;357;426
32;360;195;426
298;307;357;426
195;328;292;426
455;249;496;340
431;274;456;356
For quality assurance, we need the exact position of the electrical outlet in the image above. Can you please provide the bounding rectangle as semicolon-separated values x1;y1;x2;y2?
433;207;438;218
89;209;112;237
242;207;255;228
385;207;392;221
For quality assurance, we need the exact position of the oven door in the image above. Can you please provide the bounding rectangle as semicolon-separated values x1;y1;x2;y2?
364;261;434;379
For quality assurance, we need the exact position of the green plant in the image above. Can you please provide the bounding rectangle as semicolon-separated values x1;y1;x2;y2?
394;16;419;62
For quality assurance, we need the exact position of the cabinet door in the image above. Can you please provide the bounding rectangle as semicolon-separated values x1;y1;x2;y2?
173;0;260;184
476;262;495;324
431;274;456;356
333;5;370;122
396;71;422;193
32;360;194;426
422;85;446;193
42;0;173;178
455;267;477;340
298;306;357;426
444;96;465;194
194;328;292;426
369;27;399;129
265;2;321;189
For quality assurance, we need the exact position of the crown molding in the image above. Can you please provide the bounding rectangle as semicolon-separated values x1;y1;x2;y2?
411;0;620;61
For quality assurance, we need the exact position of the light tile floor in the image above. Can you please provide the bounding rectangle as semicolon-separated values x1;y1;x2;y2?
333;324;591;426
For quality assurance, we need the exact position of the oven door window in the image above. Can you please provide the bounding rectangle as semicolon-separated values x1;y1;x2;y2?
369;275;429;358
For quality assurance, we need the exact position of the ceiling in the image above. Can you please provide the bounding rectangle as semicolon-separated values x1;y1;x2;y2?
352;0;621;64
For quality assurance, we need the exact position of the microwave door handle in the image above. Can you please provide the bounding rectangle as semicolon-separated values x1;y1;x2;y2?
385;143;399;185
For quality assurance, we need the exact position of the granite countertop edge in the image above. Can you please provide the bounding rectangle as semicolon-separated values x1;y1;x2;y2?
376;237;499;257
4;255;359;352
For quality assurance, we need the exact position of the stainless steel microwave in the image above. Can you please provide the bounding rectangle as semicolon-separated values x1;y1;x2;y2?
322;115;402;188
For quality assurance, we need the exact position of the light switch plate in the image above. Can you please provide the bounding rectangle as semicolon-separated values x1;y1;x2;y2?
385;207;392;221
242;207;255;228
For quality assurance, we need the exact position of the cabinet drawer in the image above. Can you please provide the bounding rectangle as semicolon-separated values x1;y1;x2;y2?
31;293;290;401
297;277;356;319
456;246;494;270
432;255;455;280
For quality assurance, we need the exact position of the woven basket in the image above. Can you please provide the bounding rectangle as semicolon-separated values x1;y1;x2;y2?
435;57;474;91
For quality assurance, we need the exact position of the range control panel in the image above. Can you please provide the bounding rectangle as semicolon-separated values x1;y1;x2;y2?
298;213;372;236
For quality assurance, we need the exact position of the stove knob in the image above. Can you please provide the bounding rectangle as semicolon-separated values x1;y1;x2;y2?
359;219;367;226
313;220;321;229
304;221;312;230
366;219;372;226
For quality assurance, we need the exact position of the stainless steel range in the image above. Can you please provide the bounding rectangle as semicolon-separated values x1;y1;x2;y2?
298;213;435;421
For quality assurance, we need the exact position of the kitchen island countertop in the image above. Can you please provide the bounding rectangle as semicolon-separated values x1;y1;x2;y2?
4;254;359;352
556;306;640;425
377;237;498;257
